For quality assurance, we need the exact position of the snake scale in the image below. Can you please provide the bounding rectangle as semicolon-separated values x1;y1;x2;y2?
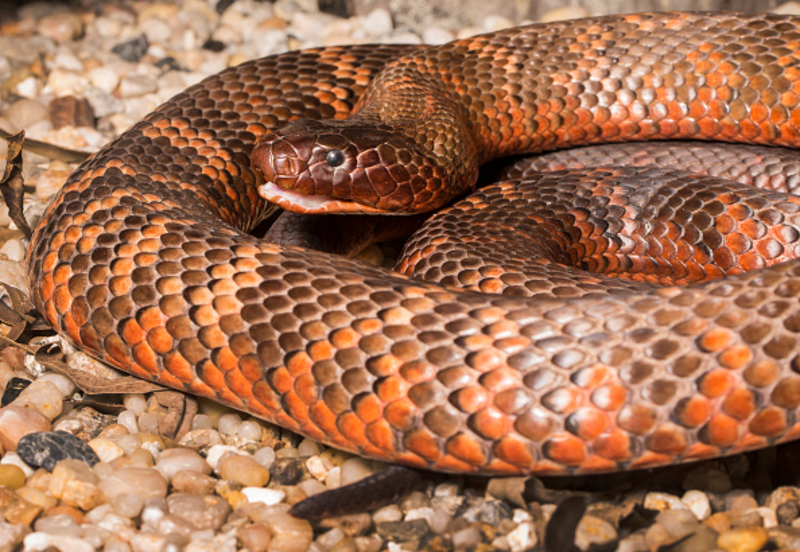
26;12;800;476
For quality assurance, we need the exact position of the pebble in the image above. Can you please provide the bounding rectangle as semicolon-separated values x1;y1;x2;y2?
12;380;63;419
111;34;149;62
37;12;84;43
166;493;231;531
506;521;537;552
0;377;31;406
717;526;769;552
97;466;168;502
219;453;270;487
681;490;712;520
241;487;285;506
575;514;618;550
48;459;103;510
0;408;52;452
171;470;218;495
155;447;211;480
16;431;99;471
0;464;26;489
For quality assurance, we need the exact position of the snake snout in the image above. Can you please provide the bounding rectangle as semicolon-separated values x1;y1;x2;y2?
253;133;313;193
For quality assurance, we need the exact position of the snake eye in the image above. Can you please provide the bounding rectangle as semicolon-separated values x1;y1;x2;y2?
325;149;345;167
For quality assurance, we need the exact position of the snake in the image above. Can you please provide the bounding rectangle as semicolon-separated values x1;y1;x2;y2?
25;12;800;477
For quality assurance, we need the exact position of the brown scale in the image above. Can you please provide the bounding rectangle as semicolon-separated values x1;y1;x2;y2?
25;14;800;476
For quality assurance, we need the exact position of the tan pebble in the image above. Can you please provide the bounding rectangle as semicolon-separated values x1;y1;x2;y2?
0;464;25;490
220;454;270;488
155;447;211;480
128;448;154;468
16;486;57;511
539;6;591;23
97;466;167;502
772;2;800;15
48;459;103;511
38;13;84;42
98;424;130;439
681;490;711;520
238;522;273;552
305;455;333;481
88;437;126;463
2;495;41;525
263;511;313;551
166;493;231;531
44;505;85;524
644;492;686;512
24;470;51;492
705;512;732;533
717;526;768;552
178;428;222;448
0;405;51;451
171;469;217;495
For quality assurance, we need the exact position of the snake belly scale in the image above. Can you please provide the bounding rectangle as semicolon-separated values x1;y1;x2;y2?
25;12;800;476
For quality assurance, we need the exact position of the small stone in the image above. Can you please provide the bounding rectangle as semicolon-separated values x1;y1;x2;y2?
0;465;26;490
220;454;270;487
507;521;537;552
644;492;687;512
48;96;95;129
16;431;99;471
0;521;27;549
1;493;41;526
97;466;168;502
681;490;712;520
372;504;403;524
717;527;769;552
575;514;618;550
773;2;800;15
87;437;125;464
340;457;374;486
269;457;307;485
206;444;244;470
111;34;149;62
0;408;52;452
47;461;101;511
3;98;48;132
179;428;223;449
37;13;84;43
260;510;313;551
361;8;392;37
166;493;231;531
422;26;455;45
238;522;272;552
155;447;211;480
376;519;429;542
241;487;285;506
10;380;63;420
118;74;158;98
305;455;333;481
171;470;217;495
0;378;30;407
33;513;81;536
539;6;592;23
777;500;800;525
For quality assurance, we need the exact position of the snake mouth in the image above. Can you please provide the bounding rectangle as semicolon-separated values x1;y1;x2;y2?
259;182;390;214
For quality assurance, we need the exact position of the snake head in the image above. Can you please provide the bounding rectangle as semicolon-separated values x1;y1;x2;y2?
252;118;450;214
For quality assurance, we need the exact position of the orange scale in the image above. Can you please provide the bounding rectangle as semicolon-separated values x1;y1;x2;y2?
307;340;335;361
353;393;383;424
701;413;740;447
590;383;628;411
470;407;511;440
493;434;535;467
270;366;295;394
568;407;609;440
646;424;688;456
479;367;520;392
748;406;788;437
132;343;159;376
192;305;219;326
294;373;319;405
283;391;310;424
435;453;479;473
729;433;768;455
572;365;612;389
403;427;443;462
370;354;404;376
308;400;339;436
196;358;226;390
698;368;735;398
53;286;72;315
239;355;263;383
120;319;145;345
682;442;721;462
674;396;711;428
451;386;489;413
104;334;131;366
592;430;633;461
336;411;369;449
384;398;417;431
543;432;587;467
627;451;673;470
225;369;255;400
212;347;240;373
576;455;618;474
365;419;396;452
721;387;756;420
331;327;360;349
459;334;494;351
717;344;753;370
251;380;282;414
138;307;167;331
778;421;800;444
286;351;313;377
78;326;102;353
376;374;412;402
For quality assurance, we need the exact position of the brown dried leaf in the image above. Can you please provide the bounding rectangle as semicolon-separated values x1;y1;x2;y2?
0;126;90;164
33;342;165;395
0;284;37;341
486;476;529;509
0;130;31;238
155;390;197;440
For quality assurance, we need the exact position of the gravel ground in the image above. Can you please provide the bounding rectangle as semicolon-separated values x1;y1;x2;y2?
3;1;800;551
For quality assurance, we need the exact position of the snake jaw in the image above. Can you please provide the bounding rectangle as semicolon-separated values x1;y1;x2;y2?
258;181;390;214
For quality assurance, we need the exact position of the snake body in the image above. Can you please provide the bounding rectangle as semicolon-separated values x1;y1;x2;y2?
26;12;800;475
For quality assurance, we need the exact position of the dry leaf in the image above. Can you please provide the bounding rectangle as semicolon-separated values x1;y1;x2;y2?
486;476;529;509
0;130;31;238
0;126;91;164
33;342;165;395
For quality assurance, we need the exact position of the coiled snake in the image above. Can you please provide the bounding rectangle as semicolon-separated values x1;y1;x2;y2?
26;12;800;476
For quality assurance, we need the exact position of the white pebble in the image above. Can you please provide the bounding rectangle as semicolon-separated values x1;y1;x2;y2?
644;492;687;512
340;457;374;485
372;504;402;523
297;439;320;457
405;507;434;524
252;447;276;469
118;74;158;98
13;379;63;419
24;533;94;552
217;413;242;435
37;372;76;397
297;478;326;498
117;410;139;434
361;8;393;37
0;240;26;262
242;487;286;506
205;444;245;471
236;420;263;441
681;490;711;520
155;448;211;480
123;394;147;415
507;522;537;552
275;447;300;459
191;414;214;430
109;434;141;456
422;26;455;45
88;437;126;463
112;493;145;519
305;455;332;481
